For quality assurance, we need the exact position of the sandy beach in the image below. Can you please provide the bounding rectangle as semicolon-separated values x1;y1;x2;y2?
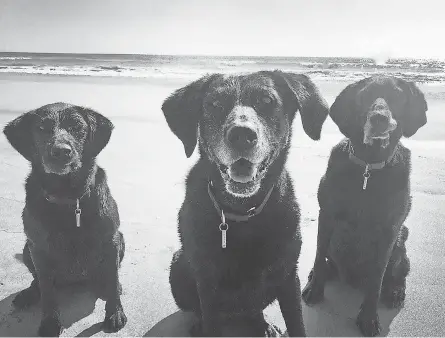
0;72;444;336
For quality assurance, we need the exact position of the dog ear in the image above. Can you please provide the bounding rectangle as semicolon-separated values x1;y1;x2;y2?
3;110;38;162
271;71;329;140
329;78;370;138
162;74;221;157
396;79;428;137
79;107;114;158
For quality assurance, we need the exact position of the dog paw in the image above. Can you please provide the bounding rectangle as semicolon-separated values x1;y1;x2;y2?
103;306;127;332
381;286;406;309
38;316;63;337
190;321;203;337
264;323;283;337
12;286;40;309
302;279;324;305
356;307;381;337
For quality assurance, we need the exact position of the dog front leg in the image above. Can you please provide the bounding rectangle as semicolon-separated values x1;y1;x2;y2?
277;266;306;337
101;234;127;333
29;244;63;337
195;279;221;337
356;236;396;337
302;209;333;304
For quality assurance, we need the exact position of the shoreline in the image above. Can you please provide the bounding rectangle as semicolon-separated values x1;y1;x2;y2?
2;67;445;85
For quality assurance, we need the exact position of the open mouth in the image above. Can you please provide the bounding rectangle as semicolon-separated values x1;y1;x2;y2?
218;155;271;196
364;130;392;148
370;132;390;139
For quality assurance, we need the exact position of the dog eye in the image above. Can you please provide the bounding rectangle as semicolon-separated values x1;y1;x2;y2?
255;95;274;110
39;124;52;133
261;96;273;105
206;100;223;111
66;125;82;133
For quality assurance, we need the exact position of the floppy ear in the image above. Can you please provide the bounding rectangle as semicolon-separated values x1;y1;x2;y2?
79;107;114;158
162;74;221;157
3;110;38;162
271;70;329;140
329;78;370;138
396;79;428;137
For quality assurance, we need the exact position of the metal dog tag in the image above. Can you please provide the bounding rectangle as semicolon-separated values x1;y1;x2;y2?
75;199;81;227
219;223;228;248
363;165;370;190
219;210;228;249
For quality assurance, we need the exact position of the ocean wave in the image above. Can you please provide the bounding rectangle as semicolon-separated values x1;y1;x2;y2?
0;64;207;79
1;63;445;83
0;56;32;60
216;60;257;67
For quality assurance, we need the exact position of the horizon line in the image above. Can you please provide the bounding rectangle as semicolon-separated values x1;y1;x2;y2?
0;51;443;61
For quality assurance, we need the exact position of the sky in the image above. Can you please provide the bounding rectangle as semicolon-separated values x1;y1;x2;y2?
0;0;444;59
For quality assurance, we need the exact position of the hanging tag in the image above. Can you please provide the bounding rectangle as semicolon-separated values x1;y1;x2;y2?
219;210;228;249
219;223;228;248
75;199;81;227
362;165;371;190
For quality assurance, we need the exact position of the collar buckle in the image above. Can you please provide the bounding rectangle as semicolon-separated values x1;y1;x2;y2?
247;207;256;218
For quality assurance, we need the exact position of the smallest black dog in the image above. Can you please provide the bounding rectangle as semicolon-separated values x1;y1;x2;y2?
3;103;127;337
302;76;427;337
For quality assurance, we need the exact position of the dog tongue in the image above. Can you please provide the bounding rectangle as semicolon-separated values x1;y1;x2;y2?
229;159;256;183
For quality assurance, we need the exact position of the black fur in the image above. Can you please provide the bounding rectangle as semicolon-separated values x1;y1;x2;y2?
3;102;127;337
162;71;329;336
302;76;428;337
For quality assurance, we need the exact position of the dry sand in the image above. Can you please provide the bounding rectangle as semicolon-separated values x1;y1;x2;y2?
0;73;444;336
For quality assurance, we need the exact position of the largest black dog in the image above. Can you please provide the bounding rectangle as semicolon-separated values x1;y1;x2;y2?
162;71;329;336
3;103;127;337
302;76;428;336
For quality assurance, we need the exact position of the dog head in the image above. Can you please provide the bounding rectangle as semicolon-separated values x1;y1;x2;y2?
162;70;329;197
3;102;113;175
330;76;428;148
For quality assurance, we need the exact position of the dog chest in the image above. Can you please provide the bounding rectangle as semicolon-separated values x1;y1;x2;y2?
213;258;288;316
55;231;105;281
321;167;410;283
23;207;105;282
200;234;297;316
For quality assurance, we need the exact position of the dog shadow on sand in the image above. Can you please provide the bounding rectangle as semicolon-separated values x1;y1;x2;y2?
0;254;106;337
145;279;403;337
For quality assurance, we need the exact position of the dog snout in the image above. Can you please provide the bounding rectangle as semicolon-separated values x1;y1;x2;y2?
226;125;258;151
50;143;72;161
371;98;389;111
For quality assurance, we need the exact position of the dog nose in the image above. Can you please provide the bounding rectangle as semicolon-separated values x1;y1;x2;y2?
226;126;258;151
371;99;388;111
51;144;72;160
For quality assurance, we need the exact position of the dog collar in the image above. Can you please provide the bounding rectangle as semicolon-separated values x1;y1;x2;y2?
43;188;90;228
348;141;396;190
207;180;274;249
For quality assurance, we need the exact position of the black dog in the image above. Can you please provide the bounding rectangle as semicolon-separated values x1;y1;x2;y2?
162;71;329;336
302;76;427;336
3;102;127;336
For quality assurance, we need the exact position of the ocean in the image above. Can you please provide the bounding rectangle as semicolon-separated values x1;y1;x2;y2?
2;53;445;83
